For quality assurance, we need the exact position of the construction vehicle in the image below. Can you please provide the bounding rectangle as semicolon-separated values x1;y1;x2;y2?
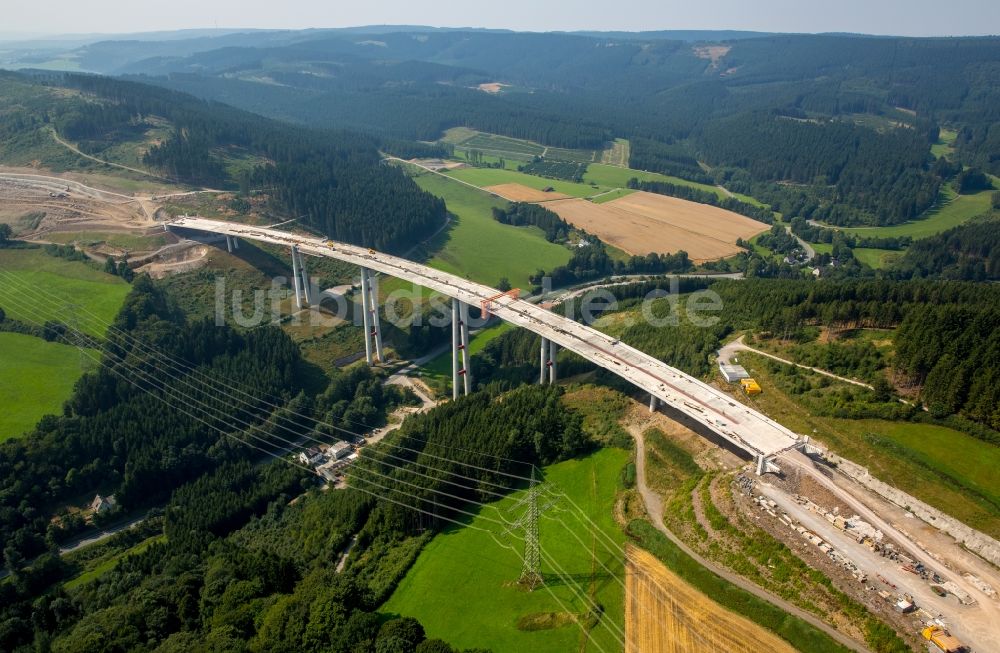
740;378;762;395
921;626;965;652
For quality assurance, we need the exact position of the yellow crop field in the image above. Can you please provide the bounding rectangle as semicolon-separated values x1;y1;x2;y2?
546;191;767;261
625;545;798;653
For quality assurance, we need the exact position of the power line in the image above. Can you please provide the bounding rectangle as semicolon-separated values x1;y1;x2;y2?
0;275;723;651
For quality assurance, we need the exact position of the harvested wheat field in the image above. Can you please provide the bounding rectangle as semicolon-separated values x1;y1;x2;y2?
483;183;570;203
625;545;797;653
546;191;767;261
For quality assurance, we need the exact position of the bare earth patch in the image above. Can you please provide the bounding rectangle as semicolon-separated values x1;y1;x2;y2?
477;82;509;94
693;45;732;68
482;183;571;202
545;191;767;261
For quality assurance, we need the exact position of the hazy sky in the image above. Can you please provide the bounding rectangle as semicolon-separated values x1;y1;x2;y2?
4;0;999;37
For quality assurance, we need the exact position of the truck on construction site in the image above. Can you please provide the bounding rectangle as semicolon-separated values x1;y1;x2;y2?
921;626;966;653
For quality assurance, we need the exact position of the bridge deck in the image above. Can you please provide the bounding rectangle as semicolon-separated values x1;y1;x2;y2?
168;217;800;458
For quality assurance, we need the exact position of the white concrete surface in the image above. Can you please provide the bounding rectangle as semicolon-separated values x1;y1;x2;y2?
168;217;803;458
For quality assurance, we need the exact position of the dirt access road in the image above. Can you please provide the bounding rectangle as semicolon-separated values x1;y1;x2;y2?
629;422;869;652
718;335;873;390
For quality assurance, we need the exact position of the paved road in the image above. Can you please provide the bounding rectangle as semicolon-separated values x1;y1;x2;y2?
786;224;816;262
631;428;870;652
719;335;874;390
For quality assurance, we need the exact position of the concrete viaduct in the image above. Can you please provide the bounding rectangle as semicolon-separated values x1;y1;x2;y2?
168;217;799;472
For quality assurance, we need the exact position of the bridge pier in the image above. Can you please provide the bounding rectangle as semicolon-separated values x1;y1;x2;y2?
226;235;234;253
451;298;472;399
548;341;558;384
291;245;303;309
360;267;383;365
365;268;383;363
540;338;549;384
649;395;658;412
296;248;312;305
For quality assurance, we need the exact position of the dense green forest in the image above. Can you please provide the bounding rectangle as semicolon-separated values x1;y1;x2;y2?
890;216;1000;280
697;113;941;226
0;277;409;567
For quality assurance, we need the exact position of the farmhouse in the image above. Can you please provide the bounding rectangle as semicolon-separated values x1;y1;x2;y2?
91;494;117;514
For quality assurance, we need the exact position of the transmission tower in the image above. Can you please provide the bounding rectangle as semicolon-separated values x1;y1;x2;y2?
519;468;542;590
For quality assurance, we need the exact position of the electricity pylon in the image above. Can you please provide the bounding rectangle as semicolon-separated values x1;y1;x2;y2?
502;468;558;591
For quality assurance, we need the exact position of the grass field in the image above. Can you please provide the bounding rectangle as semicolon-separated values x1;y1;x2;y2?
409;170;572;286
835;186;994;239
930;128;957;159
584;163;773;205
736;352;1000;537
0;332;97;440
445;167;611;198
383;448;630;653
852;247;903;269
0;248;131;338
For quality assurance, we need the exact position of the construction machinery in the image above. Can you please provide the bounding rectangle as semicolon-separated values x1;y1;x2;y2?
921;626;965;653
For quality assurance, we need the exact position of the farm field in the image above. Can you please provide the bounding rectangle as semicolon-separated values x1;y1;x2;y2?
0;332;97;440
445;167;610;198
483;183;570;203
0;248;131;338
383;447;629;653
442;129;600;163
409;170;572;287
584;164;767;208
834;186;994;239
625;545;798;653
736;352;1000;538
545;191;768;261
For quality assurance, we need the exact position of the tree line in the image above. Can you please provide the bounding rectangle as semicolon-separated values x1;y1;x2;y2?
627;178;775;224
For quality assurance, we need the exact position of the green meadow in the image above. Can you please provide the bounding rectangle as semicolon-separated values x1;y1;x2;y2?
383;447;629;653
0;332;97;440
409;170;572;287
0;248;130;338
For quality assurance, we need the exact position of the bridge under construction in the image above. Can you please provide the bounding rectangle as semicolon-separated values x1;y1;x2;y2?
167;216;801;471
